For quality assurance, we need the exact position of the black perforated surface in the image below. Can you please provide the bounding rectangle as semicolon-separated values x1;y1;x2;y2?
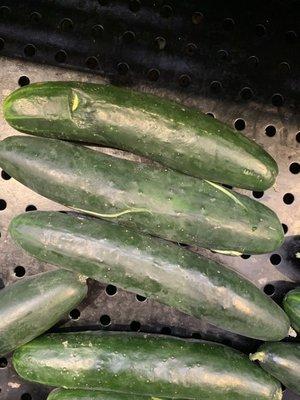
0;0;299;399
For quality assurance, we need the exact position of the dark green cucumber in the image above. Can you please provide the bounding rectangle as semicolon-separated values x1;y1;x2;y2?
9;211;291;341
250;342;300;395
3;81;278;190
13;332;282;400
0;135;283;254
0;269;87;356
283;288;300;332
48;389;158;400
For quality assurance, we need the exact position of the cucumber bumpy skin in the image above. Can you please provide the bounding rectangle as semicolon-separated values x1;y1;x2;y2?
250;342;300;395
9;211;291;341
0;269;87;356
3;81;278;190
0;135;284;254
283;288;300;332
13;332;283;400
47;389;162;400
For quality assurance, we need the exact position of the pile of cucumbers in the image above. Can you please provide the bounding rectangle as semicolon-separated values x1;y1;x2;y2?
0;81;299;400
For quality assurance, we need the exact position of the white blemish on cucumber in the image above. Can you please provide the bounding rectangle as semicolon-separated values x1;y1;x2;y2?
71;93;79;111
212;249;243;256
249;351;266;363
288;327;297;337
204;180;247;210
72;206;152;218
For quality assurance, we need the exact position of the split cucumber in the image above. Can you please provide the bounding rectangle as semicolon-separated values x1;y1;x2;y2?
0;135;284;254
3;81;278;190
13;332;283;400
9;211;291;341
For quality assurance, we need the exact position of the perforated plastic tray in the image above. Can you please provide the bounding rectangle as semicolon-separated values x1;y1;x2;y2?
0;0;299;399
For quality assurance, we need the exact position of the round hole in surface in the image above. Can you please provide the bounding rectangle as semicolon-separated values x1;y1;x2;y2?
0;278;4;289
252;191;264;199
92;24;104;38
217;49;229;60
24;44;36;57
192;332;201;339
98;0;108;4
297;132;300;143
210;81;222;93
60;18;74;32
18;75;30;86
234;118;246;131
160;5;173;18
290;162;300;174
1;170;11;180
223;18;235;31
122;30;135;43
100;314;111;326
0;358;7;368
0;6;11;19
282;223;288;234
21;394;32;400
29;11;42;24
130;320;141;331
255;24;266;37
278;62;291;74
265;125;276;137
106;284;117;296
283;193;294;205
285;30;297;43
0;37;4;50
117;62;129;75
179;74;191;87
186;43;197;56
14;266;26;277
69;309;81;320
263;284;275;296
247;55;259;68
136;294;147;302
192;12;204;25
272;93;284;107
147;68;160;81
129;0;140;12
241;254;251;259
85;56;99;69
206;112;215;118
270;254;281;266
55;50;67;63
26;205;37;212
240;87;253;100
161;326;171;335
155;36;166;50
0;199;7;211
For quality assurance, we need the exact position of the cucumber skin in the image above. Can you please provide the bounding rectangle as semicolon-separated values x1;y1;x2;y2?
3;81;278;190
0;270;87;356
251;342;300;395
13;332;282;400
283;288;300;332
0;136;283;254
47;389;157;400
9;211;290;341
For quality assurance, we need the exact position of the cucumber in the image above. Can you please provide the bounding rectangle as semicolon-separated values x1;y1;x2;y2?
9;210;291;341
283;288;300;332
47;389;158;400
0;136;283;254
3;81;278;190
13;332;282;400
250;342;300;395
0;269;87;356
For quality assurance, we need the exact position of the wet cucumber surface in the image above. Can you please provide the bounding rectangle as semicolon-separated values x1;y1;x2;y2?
0;135;284;254
9;210;290;341
13;332;282;400
3;81;278;191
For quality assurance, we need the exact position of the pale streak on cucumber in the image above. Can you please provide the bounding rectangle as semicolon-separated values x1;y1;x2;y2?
211;249;243;256
295;252;300;259
71;93;79;112
204;180;247;210
249;351;266;363
274;387;283;400
72;206;153;218
288;327;297;337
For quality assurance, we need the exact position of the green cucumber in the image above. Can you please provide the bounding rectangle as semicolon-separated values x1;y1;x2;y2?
3;81;278;190
13;332;282;400
47;389;159;400
283;288;300;332
9;210;291;341
0;269;87;356
250;342;300;395
0;136;283;254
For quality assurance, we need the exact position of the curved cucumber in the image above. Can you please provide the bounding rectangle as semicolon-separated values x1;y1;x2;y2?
0;269;87;356
0;136;283;254
9;211;290;341
3;81;278;190
48;389;158;400
250;342;300;395
13;332;282;400
283;288;300;332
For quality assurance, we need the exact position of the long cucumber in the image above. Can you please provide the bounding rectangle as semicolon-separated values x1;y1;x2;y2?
3;81;278;190
47;389;159;400
250;342;300;395
9;211;291;341
13;332;283;400
283;288;300;332
0;135;283;254
0;269;87;355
